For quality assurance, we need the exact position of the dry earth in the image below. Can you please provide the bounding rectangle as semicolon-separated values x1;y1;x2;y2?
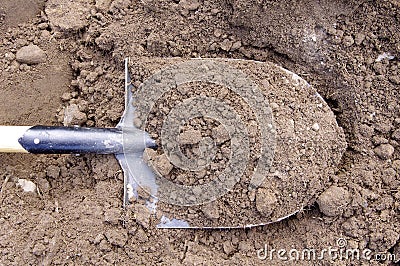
0;0;399;265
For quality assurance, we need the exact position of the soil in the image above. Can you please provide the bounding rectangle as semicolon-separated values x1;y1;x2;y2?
0;0;399;265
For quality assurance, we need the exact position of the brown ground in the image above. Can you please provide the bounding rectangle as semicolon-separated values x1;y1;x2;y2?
0;0;399;265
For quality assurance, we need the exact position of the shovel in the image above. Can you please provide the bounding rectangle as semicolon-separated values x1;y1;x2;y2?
0;58;346;228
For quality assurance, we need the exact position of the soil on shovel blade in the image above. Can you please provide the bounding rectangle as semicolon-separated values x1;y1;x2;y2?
0;0;399;265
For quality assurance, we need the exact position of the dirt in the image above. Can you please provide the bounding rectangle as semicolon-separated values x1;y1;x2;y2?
130;58;346;228
0;0;399;265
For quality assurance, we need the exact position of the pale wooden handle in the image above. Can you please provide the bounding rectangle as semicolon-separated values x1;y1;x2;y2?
0;126;31;153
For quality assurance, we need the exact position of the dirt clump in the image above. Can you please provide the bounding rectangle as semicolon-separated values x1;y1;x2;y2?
317;185;351;217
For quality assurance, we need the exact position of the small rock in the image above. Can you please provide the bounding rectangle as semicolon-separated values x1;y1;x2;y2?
4;53;15;62
41;30;51;39
37;23;49;30
45;0;90;32
374;121;392;134
17;179;36;193
331;29;344;44
372;136;388;145
95;0;113;11
389;75;400;85
32;242;46;256
153;154;173;176
255;188;277;217
374;144;395;160
143;148;157;163
10;61;20;72
212;125;230;144
36;177;50;193
354;33;365;45
99;239;112;252
342;35;354;47
16;45;46;65
220;39;233;51
223;240;235;255
46;165;60;179
61;92;72;101
312;123;320;131
135;204;151;229
104;228;128;247
201;203;220;220
86;71;99;83
213;28;223;38
317;186;351;216
180;0;200;11
92;233;104;244
372;62;385;75
63;104;87;126
358;124;374;138
134;228;149;243
231;41;242;51
179;129;202;145
104;209;121;225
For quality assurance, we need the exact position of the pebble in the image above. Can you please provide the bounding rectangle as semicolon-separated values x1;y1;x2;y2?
354;33;365;45
212;125;230;144
32;242;46;256
223;240;235;255
153;154;173;176
213;28;223;38
134;204;151;229
392;160;400;171
17;179;37;193
95;0;112;12
36;177;50;193
372;136;388;145
201;203;220;220
255;188;277;217
342;35;354;47
104;209;121;225
40;30;51;39
16;45;46;65
10;61;20;72
231;40;242;51
389;75;400;85
393;129;400;141
312;123;320;131
317;185;351;216
104;228;128;247
179;129;202;145
359;124;374;138
4;52;15;61
37;23;49;30
374;143;395;160
46;165;60;179
220;39;233;51
63;104;87;126
61;92;72;101
180;0;200;11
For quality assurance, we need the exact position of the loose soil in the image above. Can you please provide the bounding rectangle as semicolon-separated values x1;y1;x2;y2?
0;0;399;265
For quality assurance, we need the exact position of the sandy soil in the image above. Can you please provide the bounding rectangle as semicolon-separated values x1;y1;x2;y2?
0;0;399;265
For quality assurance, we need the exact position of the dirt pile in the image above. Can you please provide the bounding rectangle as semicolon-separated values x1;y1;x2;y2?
0;0;399;265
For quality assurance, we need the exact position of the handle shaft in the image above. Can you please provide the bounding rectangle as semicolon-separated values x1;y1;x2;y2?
0;125;155;154
18;126;124;154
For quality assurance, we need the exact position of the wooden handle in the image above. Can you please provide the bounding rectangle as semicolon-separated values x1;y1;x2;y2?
0;125;156;154
0;126;31;153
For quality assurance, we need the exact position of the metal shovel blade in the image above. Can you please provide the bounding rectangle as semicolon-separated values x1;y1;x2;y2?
119;57;347;229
